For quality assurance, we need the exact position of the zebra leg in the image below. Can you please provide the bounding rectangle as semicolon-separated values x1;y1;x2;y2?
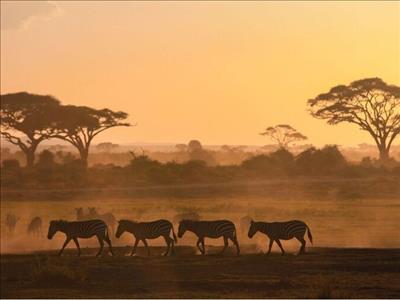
104;235;114;256
267;239;274;255
131;238;139;256
142;239;150;256
169;237;175;255
230;235;240;255
296;236;306;255
162;235;171;256
96;235;105;257
59;237;71;256
275;239;285;255
73;238;81;256
196;238;204;255
220;236;228;255
200;238;206;255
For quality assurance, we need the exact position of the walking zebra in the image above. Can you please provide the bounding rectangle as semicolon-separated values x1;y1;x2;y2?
116;219;177;256
248;220;313;255
27;217;42;236
47;219;114;257
88;207;117;235
5;214;19;234
75;207;91;221
178;220;240;255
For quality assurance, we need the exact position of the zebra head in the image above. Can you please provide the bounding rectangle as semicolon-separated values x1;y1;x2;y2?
178;220;191;238
48;220;62;239
88;207;97;215
248;220;258;238
115;220;129;238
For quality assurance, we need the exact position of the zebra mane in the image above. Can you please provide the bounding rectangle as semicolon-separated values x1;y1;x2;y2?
55;219;68;224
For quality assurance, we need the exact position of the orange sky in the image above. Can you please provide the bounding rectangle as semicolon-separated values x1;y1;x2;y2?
1;1;399;146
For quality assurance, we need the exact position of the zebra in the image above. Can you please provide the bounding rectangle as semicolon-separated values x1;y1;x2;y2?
248;219;313;255
47;219;114;257
116;219;177;256
27;217;42;236
75;207;91;221
178;219;240;255
5;213;19;234
88;207;117;235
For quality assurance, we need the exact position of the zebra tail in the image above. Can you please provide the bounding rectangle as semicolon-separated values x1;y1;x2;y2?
172;226;178;243
306;224;313;244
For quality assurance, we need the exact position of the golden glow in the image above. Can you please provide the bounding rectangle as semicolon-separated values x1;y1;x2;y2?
1;1;399;146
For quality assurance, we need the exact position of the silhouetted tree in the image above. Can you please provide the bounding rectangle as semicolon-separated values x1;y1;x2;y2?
1;159;22;187
36;150;58;184
260;124;307;148
187;140;216;166
308;78;400;162
0;92;60;167
296;145;347;175
188;140;203;152
52;105;130;166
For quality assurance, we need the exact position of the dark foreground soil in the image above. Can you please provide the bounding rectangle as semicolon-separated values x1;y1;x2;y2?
1;246;400;298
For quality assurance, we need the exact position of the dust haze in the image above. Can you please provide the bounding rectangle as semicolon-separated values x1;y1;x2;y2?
2;191;399;254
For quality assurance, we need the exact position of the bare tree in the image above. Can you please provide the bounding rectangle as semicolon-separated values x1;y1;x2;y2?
260;124;307;148
308;78;400;161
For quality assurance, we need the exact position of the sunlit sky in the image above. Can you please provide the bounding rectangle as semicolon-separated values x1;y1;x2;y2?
1;1;399;146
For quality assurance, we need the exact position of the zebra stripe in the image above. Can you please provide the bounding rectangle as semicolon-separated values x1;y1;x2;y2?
116;219;177;256
178;220;240;255
248;220;313;255
47;219;114;257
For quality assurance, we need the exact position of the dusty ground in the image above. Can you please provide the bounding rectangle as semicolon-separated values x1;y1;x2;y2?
1;246;400;298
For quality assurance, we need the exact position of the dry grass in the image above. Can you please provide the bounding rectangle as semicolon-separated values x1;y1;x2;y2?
2;247;400;298
30;256;88;287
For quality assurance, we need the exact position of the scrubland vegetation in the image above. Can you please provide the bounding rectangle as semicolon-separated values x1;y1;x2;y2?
2;144;400;190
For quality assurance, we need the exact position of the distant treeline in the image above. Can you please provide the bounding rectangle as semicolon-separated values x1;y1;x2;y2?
1;145;399;189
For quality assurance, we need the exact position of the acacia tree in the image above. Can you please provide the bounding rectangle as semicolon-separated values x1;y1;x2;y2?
308;78;400;161
0;92;60;167
260;124;307;148
52;105;130;166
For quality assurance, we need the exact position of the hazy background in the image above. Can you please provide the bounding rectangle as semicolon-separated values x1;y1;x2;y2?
1;1;399;146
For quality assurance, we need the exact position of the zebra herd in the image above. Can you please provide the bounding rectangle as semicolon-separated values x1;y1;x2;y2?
5;214;42;236
46;211;313;257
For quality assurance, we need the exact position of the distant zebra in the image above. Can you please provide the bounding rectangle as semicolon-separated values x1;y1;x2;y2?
27;217;42;236
116;219;177;256
178;220;240;255
75;207;91;221
248;220;313;255
47;219;114;257
5;214;19;234
88;207;117;235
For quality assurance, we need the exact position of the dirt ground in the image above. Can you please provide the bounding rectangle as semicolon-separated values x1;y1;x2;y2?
1;246;400;298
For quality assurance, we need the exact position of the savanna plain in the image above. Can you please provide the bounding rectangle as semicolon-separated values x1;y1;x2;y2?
1;180;400;298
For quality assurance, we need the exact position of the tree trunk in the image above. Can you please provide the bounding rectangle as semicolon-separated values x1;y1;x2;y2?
25;149;35;168
78;147;89;168
379;147;390;162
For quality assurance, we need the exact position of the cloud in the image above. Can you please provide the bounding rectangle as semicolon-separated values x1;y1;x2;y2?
1;1;62;31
